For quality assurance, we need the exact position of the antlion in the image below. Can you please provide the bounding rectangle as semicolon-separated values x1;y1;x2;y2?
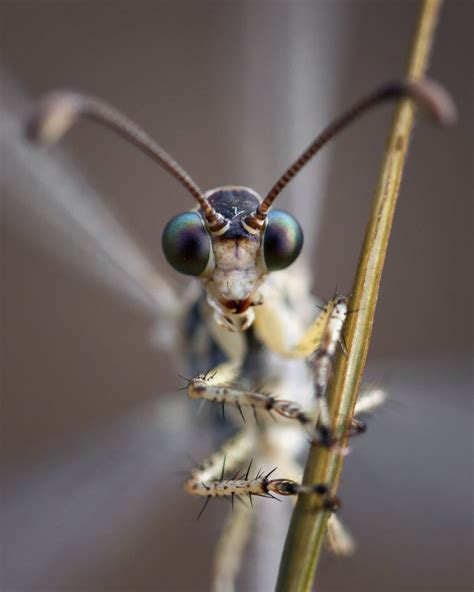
25;78;454;591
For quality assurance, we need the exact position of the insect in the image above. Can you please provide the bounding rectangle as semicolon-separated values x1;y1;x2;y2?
25;78;453;591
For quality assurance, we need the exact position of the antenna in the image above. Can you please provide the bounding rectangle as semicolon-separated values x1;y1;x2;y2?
25;91;228;233
244;79;456;231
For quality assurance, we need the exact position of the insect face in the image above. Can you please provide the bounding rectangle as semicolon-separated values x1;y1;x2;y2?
26;80;453;333
162;186;304;331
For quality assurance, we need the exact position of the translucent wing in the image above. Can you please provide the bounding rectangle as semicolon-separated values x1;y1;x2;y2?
1;65;179;346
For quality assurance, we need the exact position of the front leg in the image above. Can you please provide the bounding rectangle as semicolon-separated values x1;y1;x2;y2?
256;292;349;445
310;295;348;443
186;374;315;429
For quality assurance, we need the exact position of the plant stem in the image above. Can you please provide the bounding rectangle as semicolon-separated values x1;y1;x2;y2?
275;1;443;590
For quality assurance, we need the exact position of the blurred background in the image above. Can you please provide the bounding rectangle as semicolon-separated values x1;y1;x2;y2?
1;1;472;591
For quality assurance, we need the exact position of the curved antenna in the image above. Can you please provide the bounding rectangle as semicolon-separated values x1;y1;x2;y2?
244;79;456;231
25;91;228;233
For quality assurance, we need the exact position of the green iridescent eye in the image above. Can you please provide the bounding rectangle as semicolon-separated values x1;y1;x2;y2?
162;212;212;276
262;210;303;272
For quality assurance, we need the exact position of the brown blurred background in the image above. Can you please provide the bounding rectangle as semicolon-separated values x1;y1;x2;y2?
1;1;472;591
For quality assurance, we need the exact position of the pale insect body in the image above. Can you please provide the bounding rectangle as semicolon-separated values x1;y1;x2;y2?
26;77;454;590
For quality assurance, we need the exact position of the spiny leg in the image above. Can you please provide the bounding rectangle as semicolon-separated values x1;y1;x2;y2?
253;288;343;359
183;362;316;504
186;373;315;430
185;430;256;591
254;293;351;445
290;294;346;359
184;430;255;507
210;477;334;590
308;303;388;443
309;294;348;445
207;435;300;592
186;434;335;590
183;340;316;429
184;431;337;507
209;454;331;592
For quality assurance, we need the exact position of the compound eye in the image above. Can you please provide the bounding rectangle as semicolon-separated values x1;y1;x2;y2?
262;210;303;272
162;212;212;276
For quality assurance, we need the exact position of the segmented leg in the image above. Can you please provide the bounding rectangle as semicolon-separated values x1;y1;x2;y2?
187;375;314;429
184;430;254;502
209;440;303;592
309;295;348;444
184;431;337;506
209;443;348;590
253;290;343;359
257;293;349;441
289;295;347;359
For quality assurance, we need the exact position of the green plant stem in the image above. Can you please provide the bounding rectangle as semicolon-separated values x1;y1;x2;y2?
275;1;443;590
